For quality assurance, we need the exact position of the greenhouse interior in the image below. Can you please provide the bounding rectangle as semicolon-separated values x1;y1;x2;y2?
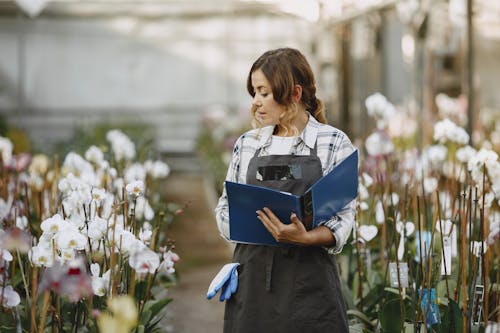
0;0;499;332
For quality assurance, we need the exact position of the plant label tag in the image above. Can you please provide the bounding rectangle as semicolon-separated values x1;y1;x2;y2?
440;236;452;276
389;262;409;288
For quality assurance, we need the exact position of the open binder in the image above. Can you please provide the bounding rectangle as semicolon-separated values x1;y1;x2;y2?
226;149;358;245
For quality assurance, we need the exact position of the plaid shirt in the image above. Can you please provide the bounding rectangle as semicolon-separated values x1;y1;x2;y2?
215;115;357;254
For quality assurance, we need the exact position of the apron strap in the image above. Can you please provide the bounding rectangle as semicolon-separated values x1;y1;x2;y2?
265;247;274;292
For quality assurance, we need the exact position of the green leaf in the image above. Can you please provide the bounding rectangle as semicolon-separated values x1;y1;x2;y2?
140;310;152;325
379;299;404;333
438;298;464;333
347;309;376;329
341;279;356;310
143;297;172;320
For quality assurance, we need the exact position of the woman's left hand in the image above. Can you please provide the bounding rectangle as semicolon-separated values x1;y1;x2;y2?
256;207;311;245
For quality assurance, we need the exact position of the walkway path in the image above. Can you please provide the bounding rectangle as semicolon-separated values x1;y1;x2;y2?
162;171;233;333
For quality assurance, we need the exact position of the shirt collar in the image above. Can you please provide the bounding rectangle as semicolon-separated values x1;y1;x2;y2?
256;113;319;150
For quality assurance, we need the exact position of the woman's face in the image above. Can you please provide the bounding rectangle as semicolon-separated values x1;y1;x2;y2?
250;69;283;127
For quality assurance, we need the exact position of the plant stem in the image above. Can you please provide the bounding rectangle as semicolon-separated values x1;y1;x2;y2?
30;266;38;333
38;291;51;333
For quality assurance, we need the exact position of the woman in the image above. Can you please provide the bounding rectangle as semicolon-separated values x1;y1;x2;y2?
215;48;356;333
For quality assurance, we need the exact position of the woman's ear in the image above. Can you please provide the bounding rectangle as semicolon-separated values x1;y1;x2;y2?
292;85;302;103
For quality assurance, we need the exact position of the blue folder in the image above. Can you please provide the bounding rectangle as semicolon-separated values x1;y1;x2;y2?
226;149;358;245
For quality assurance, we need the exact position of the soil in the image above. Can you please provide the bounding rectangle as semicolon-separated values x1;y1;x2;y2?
161;171;233;333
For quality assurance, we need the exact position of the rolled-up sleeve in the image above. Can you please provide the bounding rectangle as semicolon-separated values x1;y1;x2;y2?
317;136;357;254
214;136;242;241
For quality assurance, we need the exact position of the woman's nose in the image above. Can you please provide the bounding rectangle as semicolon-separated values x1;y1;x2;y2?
252;95;261;107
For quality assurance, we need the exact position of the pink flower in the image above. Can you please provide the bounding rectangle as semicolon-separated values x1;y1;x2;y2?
159;250;180;275
39;258;94;302
0;226;32;253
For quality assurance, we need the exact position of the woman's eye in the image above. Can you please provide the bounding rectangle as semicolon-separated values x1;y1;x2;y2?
261;93;268;98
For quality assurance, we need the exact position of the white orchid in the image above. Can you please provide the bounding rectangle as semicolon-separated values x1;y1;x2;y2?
87;217;108;240
134;196;154;221
124;163;147;183
129;246;160;275
365;131;394;156
40;214;67;234
139;228;153;245
365;93;396;129
126;180;145;198
423;177;438;194
375;200;385;224
159;250;180;275
29;244;54;267
144;160;170;179
456;145;476;164
362;173;374;187
106;129;136;162
60;248;76;262
0;136;13;165
90;263;111;297
91;187;106;203
62;152;94;177
28;154;50;175
0;285;20;308
55;227;87;251
433;118;469;145
16;215;28;230
85;145;104;165
426;145;448;169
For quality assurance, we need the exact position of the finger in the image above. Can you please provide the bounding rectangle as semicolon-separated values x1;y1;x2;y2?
262;207;281;223
290;213;302;226
257;211;277;235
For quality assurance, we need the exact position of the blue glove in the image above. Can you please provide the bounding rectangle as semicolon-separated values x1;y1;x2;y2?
219;265;239;301
207;263;239;301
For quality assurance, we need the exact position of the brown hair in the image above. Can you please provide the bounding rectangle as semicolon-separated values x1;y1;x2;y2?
246;48;327;134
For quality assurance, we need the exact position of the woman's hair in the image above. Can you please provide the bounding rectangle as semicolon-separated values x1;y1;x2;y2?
246;48;327;134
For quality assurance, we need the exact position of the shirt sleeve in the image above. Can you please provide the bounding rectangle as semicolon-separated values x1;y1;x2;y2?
214;136;242;241
317;135;357;254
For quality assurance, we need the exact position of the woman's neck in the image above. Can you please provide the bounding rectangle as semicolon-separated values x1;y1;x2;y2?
274;111;309;137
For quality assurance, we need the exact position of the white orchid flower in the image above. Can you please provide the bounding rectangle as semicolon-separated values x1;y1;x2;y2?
0;136;13;165
144;160;170;179
29;245;54;267
375;200;385;224
90;263;111;297
55;228;87;251
423;177;438;194
362;172;374;187
426;145;448;169
134;196;154;221
91;187;106;203
138;228;153;244
62;152;94;177
160;250;180;275
129;247;160;275
85;145;104;165
0;285;21;308
40;214;67;234
365;131;394;156
87;217;108;240
125;180;144;198
433;118;469;145
124;163;147;184
16;215;28;230
60;248;76;262
106;129;136;162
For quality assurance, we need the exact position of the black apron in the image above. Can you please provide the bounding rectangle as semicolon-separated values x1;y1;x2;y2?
223;141;349;333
